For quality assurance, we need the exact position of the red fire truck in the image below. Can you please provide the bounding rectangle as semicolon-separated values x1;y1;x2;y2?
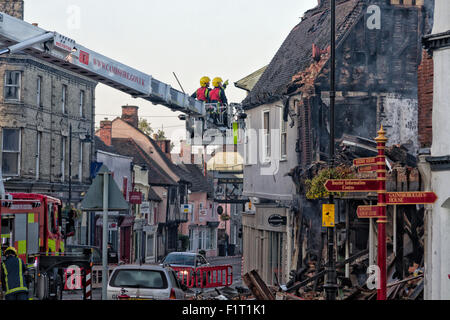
0;193;91;300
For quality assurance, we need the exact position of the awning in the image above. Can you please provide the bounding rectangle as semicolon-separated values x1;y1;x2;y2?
120;216;135;227
207;221;220;228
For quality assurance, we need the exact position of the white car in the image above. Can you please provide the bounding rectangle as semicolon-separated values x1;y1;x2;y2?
107;264;186;300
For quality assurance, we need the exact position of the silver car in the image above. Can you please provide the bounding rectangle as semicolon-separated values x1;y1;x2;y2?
107;264;185;300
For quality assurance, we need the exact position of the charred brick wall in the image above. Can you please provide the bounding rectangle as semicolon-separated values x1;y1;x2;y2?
417;50;433;148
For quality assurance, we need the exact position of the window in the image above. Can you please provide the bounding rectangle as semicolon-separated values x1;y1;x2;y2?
146;234;154;257
190;203;195;222
61;137;66;182
281;110;287;160
245;114;256;166
36;132;41;180
1;128;21;176
198;230;205;250
37;76;42;107
199;202;206;215
78;141;83;182
109;269;168;289
62;85;67;113
189;229;194;251
162;253;195;267
47;204;58;235
209;228;216;250
79;90;85;117
263;110;271;160
4;71;21;101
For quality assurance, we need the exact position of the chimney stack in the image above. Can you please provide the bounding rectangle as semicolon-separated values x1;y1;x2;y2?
99;118;112;146
154;138;172;160
121;105;139;128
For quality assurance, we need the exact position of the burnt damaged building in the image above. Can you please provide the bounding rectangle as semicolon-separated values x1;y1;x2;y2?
239;0;433;289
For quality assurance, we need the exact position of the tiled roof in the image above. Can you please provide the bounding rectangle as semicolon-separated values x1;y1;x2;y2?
94;136;117;154
177;163;214;195
110;138;177;186
148;187;162;202
242;0;363;108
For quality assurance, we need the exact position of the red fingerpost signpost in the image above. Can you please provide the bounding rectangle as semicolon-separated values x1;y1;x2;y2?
324;179;379;192
357;206;382;218
386;192;437;205
324;126;438;300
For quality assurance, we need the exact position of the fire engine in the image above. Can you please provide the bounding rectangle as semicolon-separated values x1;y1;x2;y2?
0;191;92;300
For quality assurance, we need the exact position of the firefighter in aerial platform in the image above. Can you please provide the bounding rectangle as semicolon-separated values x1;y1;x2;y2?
1;247;28;300
209;77;229;126
191;76;211;102
192;76;215;123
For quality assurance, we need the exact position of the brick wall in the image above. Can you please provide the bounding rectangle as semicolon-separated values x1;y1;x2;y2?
99;119;112;146
0;56;96;192
121;105;139;128
0;0;24;19
418;50;434;148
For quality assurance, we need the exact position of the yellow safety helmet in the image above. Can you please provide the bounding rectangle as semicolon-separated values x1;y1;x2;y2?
4;246;17;255
212;77;223;88
200;76;210;87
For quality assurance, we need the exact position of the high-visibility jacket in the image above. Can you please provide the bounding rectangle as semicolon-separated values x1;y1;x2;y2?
193;87;209;102
1;256;28;296
209;87;228;105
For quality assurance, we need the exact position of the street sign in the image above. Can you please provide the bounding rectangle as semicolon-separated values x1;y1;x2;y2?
129;191;142;204
140;201;150;214
322;204;335;227
386;192;438;205
324;179;379;192
353;157;378;167
358;164;379;173
357;206;383;218
268;214;287;227
181;204;193;214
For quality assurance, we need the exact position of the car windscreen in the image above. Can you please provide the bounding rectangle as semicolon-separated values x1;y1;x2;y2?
66;247;101;263
162;254;195;266
110;269;168;289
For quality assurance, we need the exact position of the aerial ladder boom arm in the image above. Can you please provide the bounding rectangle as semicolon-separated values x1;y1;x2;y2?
0;12;205;116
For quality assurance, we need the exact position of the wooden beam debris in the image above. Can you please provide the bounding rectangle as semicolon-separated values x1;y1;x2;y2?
243;270;275;300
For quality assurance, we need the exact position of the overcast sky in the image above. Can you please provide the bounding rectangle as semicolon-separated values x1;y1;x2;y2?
24;0;318;143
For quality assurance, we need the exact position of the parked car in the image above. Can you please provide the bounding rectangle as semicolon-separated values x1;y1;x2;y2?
65;245;102;265
160;252;211;288
106;264;185;300
160;252;211;268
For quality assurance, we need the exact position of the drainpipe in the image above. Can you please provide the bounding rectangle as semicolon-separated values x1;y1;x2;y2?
417;152;432;299
0;168;5;200
324;0;337;301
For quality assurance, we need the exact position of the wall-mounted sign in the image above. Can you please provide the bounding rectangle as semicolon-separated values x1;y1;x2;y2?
108;222;118;231
322;204;335;228
268;214;287;227
181;204;193;214
140;201;150;214
129;191;142;204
